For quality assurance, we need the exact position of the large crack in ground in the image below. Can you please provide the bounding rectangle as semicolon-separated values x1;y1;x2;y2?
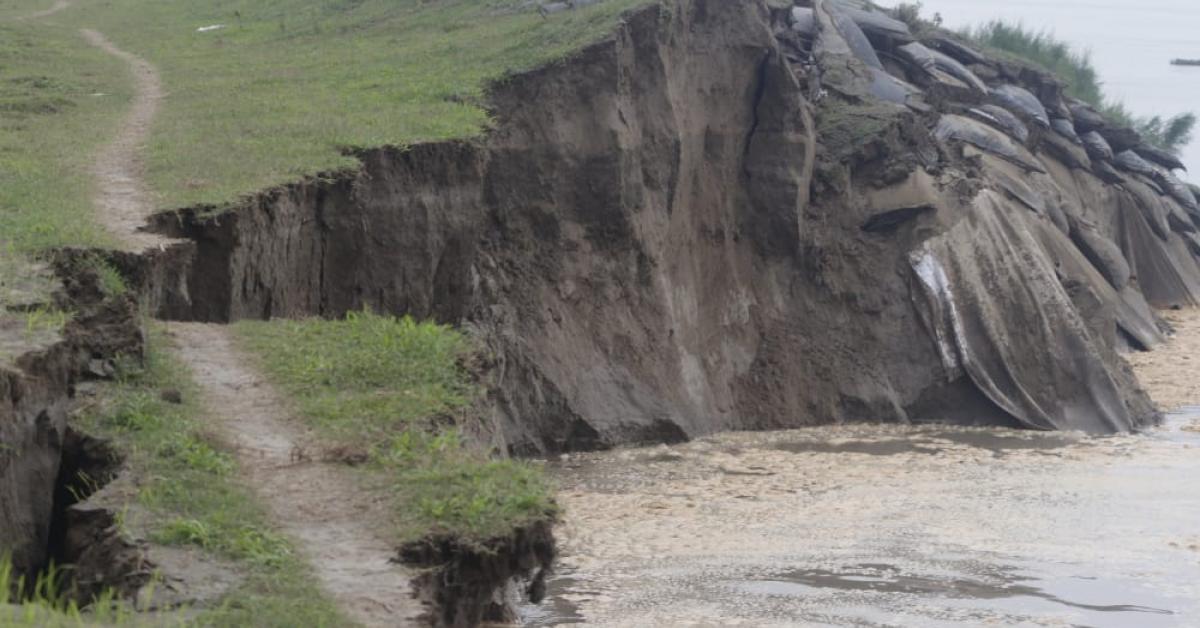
72;19;429;626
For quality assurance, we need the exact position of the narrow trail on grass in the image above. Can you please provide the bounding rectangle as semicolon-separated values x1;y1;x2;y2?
80;28;165;251
17;0;71;20
170;324;425;627
79;23;427;627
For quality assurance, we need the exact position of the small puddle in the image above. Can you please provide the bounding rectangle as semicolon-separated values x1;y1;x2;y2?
519;573;587;626
1152;406;1200;446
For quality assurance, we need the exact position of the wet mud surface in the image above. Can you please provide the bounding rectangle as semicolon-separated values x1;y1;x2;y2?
523;414;1200;626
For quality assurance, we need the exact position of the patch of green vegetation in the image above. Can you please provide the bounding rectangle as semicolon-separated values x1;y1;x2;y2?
72;326;348;627
0;249;130;365
1;561;144;627
817;101;904;163
963;20;1196;155
236;312;556;545
19;0;650;209
0;21;128;253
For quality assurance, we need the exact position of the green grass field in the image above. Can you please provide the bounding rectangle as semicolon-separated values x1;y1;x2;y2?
5;0;646;211
236;312;556;545
0;20;128;253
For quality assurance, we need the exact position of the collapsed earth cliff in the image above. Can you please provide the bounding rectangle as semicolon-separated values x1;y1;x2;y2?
7;0;1200;620
145;0;1197;454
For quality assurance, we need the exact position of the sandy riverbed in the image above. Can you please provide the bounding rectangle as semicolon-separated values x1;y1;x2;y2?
1128;309;1200;416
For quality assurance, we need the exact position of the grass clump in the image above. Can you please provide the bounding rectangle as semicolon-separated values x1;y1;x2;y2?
236;311;556;545
965;20;1196;155
1;561;149;627
72;326;348;627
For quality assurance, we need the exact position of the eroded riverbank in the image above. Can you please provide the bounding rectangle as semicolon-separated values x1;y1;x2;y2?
524;311;1200;627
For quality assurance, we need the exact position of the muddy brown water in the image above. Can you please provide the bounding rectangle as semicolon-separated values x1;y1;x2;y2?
521;410;1200;627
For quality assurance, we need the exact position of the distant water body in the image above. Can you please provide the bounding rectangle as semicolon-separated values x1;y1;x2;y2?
886;0;1200;179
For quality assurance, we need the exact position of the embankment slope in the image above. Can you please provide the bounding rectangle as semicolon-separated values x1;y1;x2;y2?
148;0;1196;454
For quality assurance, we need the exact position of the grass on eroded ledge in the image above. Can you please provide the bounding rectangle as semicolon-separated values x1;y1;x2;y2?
68;326;348;627
235;311;556;546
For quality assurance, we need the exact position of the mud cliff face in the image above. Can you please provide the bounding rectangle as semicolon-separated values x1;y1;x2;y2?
148;0;1200;454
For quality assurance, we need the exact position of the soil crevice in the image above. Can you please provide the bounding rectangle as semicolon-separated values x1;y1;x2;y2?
79;25;429;626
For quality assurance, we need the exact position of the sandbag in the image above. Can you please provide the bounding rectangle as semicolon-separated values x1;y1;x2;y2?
837;4;913;43
1068;101;1107;132
1156;169;1200;212
823;1;883;69
970;105;1029;143
926;34;988;66
1099;126;1142;152
896;41;936;72
928;47;988;93
1070;221;1132;291
1040;132;1092;171
1080;131;1114;161
990;84;1050;128
1114;150;1158;176
869;66;923;107
1093;160;1124;184
1051;118;1081;143
1135;144;1186;171
934;114;1045;172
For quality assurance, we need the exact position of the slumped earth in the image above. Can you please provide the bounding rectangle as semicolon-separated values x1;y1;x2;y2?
523;311;1200;627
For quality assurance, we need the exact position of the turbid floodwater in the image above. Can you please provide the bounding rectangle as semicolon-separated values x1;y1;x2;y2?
893;0;1200;178
522;311;1200;626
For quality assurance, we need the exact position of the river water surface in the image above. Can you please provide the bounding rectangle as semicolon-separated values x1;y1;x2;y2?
889;0;1200;178
520;312;1200;626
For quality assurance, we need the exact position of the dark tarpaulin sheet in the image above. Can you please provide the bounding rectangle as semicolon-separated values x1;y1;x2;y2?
1118;190;1200;307
1028;217;1165;351
910;190;1145;433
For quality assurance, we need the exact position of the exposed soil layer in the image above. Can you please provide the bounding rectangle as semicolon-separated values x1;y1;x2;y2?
400;522;556;628
168;322;427;627
145;0;1200;455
